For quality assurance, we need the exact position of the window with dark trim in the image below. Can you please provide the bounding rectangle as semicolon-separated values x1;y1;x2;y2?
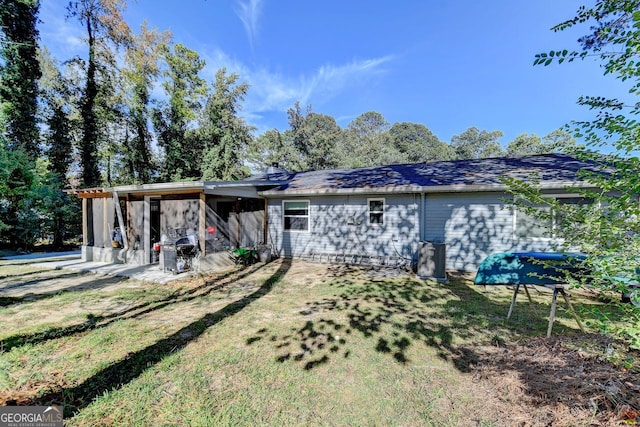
368;198;384;225
514;196;593;238
283;200;309;231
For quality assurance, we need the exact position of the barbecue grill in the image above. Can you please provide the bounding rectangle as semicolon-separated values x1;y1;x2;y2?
162;233;198;274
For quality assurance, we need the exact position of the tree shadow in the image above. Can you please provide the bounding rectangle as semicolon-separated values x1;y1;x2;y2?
27;260;290;417
0;269;81;285
247;267;595;373
0;274;128;308
0;263;267;352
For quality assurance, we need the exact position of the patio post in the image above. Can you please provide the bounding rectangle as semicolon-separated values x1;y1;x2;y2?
199;192;206;256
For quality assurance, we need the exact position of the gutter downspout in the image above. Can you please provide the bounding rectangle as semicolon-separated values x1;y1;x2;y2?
420;192;426;241
263;198;268;246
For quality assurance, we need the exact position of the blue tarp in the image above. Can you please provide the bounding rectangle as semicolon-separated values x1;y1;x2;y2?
474;252;588;286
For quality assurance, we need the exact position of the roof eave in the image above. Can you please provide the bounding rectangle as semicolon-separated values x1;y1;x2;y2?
258;180;594;197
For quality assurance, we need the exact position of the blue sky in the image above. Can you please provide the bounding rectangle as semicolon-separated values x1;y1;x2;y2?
38;0;631;148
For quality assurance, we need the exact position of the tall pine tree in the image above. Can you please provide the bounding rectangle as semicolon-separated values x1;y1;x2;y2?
152;43;208;181
67;0;131;187
0;0;41;159
123;22;170;184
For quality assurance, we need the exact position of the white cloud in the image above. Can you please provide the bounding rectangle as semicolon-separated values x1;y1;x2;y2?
235;0;263;50
198;48;393;132
39;1;85;59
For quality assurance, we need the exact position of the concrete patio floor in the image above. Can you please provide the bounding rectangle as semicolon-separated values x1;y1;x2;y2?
2;251;195;284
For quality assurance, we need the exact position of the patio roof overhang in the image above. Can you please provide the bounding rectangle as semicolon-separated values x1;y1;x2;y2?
68;179;289;199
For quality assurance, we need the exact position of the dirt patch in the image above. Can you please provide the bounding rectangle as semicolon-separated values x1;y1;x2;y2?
473;334;640;426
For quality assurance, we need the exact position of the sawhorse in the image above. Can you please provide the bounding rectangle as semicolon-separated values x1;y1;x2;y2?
507;283;585;338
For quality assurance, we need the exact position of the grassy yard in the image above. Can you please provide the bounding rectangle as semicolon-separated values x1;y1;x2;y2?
0;258;636;426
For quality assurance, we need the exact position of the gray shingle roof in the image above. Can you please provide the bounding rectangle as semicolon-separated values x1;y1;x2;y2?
260;154;605;196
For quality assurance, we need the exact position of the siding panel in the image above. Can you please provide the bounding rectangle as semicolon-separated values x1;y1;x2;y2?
268;195;420;262
424;192;559;271
269;191;561;272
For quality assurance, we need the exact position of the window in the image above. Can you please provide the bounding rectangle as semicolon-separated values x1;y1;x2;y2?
368;198;384;225
514;196;593;238
514;206;552;238
283;200;309;231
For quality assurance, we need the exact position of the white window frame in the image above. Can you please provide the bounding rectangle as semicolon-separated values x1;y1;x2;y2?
282;200;310;232
368;198;385;226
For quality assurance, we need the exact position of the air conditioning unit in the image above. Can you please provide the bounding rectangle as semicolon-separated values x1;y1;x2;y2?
417;241;447;281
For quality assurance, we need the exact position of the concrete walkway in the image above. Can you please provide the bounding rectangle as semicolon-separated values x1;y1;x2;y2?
1;251;194;284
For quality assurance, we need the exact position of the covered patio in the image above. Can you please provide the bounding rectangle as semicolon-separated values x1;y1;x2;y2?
70;177;286;273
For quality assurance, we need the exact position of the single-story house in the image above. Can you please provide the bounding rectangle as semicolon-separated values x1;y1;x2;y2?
72;153;601;274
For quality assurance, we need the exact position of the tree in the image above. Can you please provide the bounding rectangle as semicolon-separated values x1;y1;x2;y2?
387;122;454;162
247;128;298;172
506;130;579;157
450;127;504;159
199;68;254;180
285;102;343;171
0;0;41;159
38;48;79;248
38;47;74;181
506;133;545;156
299;112;343;170
123;22;171;183
0;147;37;247
67;0;131;187
543;129;578;153
0;0;42;247
512;0;640;346
340;111;393;168
153;43;208;181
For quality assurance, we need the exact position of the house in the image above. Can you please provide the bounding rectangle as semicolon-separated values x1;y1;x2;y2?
72;154;601;273
261;153;600;272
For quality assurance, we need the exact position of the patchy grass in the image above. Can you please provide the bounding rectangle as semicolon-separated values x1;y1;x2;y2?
0;259;638;426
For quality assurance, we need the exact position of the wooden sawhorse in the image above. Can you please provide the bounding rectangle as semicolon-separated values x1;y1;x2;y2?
507;284;585;337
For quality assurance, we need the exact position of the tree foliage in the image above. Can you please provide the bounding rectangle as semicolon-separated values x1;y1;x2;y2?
387;122;454;163
38;49;79;248
0;0;45;248
153;43;208;181
246;128;298;171
123;22;170;183
340;111;393;168
285;102;342;171
450;127;504;159
199;68;253;180
250;107;471;172
514;0;640;346
67;0;131;187
0;0;41;159
506;129;578;156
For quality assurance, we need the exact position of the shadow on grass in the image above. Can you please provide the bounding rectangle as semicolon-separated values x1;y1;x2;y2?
247;266;622;373
0;269;82;285
29;260;290;418
0;272;127;309
0;263;266;352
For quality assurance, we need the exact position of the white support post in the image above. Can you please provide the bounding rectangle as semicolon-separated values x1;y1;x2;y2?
103;197;109;248
82;198;88;246
199;193;206;256
113;191;129;250
144;196;151;265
